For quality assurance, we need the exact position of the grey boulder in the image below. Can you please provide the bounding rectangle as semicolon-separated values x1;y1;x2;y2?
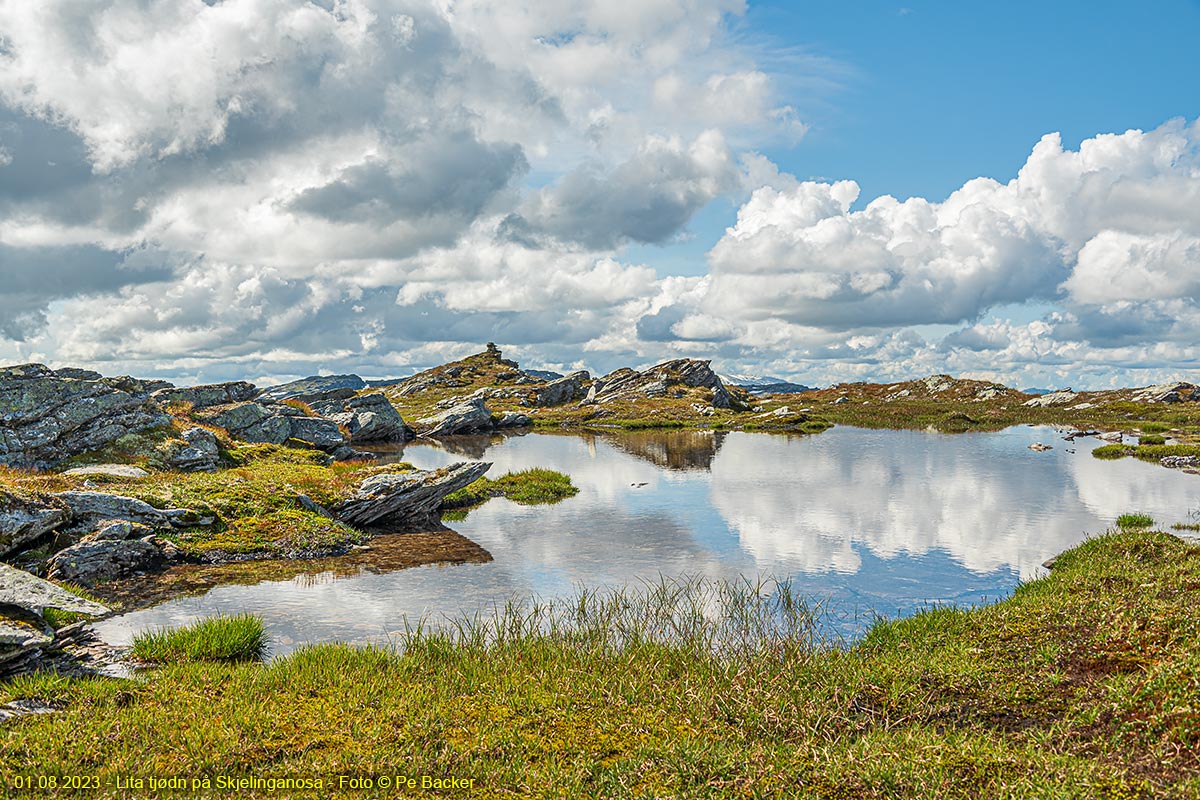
163;427;221;472
1;364;171;469
324;394;413;443
46;521;178;587
150;381;259;410
1;494;69;558
417;397;495;437
335;461;491;527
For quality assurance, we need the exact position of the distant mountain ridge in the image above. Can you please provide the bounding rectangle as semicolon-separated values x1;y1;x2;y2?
718;373;815;395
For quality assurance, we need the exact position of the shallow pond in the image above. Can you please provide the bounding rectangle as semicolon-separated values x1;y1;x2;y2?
95;426;1200;654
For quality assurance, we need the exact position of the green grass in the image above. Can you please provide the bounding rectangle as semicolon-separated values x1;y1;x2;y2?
1138;433;1167;445
1172;522;1200;532
1116;513;1154;529
1139;421;1172;433
130;614;268;664
441;468;578;511
6;529;1200;796
1092;443;1200;463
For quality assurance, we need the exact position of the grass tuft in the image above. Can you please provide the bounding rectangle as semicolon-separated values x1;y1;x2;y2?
131;614;269;664
441;468;578;511
1116;512;1155;530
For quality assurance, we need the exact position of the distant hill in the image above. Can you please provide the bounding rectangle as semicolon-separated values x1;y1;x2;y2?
524;369;564;381
1021;388;1052;395
719;373;815;395
259;373;405;401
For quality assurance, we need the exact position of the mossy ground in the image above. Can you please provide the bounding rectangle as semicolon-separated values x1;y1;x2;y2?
1;446;573;563
441;468;579;513
3;529;1200;797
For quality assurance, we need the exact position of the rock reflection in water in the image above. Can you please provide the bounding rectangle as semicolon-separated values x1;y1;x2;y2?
91;528;491;613
95;426;1200;655
599;429;727;471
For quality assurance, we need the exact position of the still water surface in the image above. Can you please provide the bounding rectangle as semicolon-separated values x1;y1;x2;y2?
95;426;1200;654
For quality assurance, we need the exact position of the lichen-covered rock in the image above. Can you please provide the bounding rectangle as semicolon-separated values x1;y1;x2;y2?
45;520;178;587
61;464;150;479
162;427;221;472
495;412;532;428
0;364;171;469
324;394;413;443
0;494;69;558
1161;456;1200;469
0;562;109;614
202;402;293;445
531;372;589;406
335;461;491;527
53;491;172;530
288;416;345;449
199;401;348;450
257;375;367;403
1131;382;1199;404
150;381;259;410
417;397;495;437
593;359;734;408
1022;390;1077;407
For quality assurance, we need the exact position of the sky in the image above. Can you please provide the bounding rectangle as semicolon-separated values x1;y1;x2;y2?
0;0;1198;389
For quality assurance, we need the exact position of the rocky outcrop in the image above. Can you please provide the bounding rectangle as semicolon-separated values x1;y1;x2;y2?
201;402;293;445
198;401;347;452
52;491;209;533
161;427;221;472
1;364;171;469
531;372;589;407
1;494;69;558
592;359;735;409
150;381;258;410
312;393;413;443
1132;382;1199;404
1161;456;1200;469
61;464;149;479
1022;389;1078;408
417;397;495;437
0;562;110;670
495;412;532;428
335;461;491;527
257;374;367;403
46;521;179;587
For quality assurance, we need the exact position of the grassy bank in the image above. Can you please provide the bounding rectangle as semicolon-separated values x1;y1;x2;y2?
4;529;1200;797
441;468;580;513
2;447;576;564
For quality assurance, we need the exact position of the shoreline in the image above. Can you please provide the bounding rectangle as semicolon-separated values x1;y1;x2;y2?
4;527;1199;795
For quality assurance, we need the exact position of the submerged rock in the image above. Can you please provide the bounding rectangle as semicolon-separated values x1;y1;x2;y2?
335;461;491;527
0;364;171;469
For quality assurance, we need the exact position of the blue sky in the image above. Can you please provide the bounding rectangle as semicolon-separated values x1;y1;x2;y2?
635;0;1200;278
0;0;1197;388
